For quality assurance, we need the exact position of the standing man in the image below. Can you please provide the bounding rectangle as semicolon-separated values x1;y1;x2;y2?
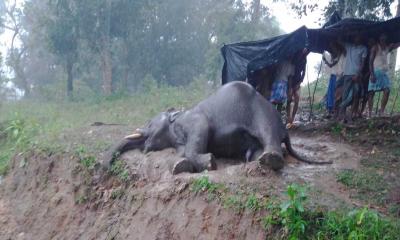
322;41;346;116
269;58;295;113
367;34;400;117
339;33;367;122
287;48;309;128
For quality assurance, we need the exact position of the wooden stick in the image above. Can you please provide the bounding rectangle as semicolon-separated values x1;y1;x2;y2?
306;65;312;121
310;60;323;121
375;91;381;115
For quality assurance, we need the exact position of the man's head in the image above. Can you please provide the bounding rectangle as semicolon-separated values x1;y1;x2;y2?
292;48;309;63
378;33;388;46
351;31;363;45
367;38;376;48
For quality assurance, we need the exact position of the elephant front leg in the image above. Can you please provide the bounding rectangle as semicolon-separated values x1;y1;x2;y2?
172;115;216;174
172;153;216;175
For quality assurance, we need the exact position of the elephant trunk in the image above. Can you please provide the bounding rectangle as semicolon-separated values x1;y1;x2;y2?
101;136;146;170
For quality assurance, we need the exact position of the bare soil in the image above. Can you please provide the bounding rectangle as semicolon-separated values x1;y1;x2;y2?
0;119;392;240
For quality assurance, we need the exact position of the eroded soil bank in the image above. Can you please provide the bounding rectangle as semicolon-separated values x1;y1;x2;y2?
1;117;399;239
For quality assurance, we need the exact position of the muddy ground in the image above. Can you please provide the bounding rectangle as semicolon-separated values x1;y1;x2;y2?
0;116;399;240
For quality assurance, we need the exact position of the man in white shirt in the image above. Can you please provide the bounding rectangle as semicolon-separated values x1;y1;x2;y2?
367;33;400;117
338;33;367;122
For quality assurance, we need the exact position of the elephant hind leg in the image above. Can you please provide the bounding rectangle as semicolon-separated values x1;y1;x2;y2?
258;151;284;171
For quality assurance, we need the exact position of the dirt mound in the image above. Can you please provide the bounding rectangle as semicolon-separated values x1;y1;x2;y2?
0;125;362;239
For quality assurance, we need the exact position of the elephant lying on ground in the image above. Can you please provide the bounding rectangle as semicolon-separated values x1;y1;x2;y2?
102;81;332;174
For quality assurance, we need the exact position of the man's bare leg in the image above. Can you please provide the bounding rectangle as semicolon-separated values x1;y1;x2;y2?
380;88;390;116
291;89;300;123
367;91;375;118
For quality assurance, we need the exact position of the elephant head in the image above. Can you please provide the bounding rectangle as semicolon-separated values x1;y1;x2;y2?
101;109;181;169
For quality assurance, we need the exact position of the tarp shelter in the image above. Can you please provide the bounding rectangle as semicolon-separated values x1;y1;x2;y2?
221;14;400;86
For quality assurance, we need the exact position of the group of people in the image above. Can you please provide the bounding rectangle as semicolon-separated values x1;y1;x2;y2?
259;32;399;127
323;33;399;122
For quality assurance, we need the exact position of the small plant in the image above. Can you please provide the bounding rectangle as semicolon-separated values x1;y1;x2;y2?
336;169;355;186
245;193;261;211
331;122;343;135
111;188;125;200
223;195;245;212
75;146;96;170
191;175;220;193
75;195;88;204
110;160;130;182
4;117;27;144
279;184;308;240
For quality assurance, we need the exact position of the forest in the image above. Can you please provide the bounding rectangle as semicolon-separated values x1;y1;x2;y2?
0;0;396;100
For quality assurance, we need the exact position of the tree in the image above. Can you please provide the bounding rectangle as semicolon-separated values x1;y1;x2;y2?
1;0;30;97
75;0;114;95
46;0;78;99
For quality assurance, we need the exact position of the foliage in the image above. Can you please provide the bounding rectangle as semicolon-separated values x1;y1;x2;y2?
264;184;400;240
0;0;282;98
0;114;38;175
279;184;308;239
75;145;96;170
110;160;129;182
314;208;399;240
290;0;395;20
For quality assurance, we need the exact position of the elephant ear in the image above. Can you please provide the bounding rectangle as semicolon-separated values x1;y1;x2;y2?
168;111;181;122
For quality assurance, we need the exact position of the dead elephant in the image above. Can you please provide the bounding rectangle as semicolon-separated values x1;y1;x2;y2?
102;81;332;174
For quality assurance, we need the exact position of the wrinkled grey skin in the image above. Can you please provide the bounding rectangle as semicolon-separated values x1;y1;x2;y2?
103;82;332;174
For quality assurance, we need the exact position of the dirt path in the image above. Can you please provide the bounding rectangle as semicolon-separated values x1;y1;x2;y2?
0;126;363;240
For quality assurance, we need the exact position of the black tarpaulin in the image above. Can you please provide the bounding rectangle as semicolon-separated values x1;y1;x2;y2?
221;15;400;85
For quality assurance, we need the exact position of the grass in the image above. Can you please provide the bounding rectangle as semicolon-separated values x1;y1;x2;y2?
75;145;97;170
0;80;211;176
191;176;400;240
110;160;130;182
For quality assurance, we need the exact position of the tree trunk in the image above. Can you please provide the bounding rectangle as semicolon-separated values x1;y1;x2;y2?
388;0;400;79
101;0;113;95
121;39;129;91
251;0;261;24
66;59;73;99
101;43;113;95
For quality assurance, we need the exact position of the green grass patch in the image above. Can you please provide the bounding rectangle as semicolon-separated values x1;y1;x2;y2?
264;184;400;240
337;169;388;204
190;178;400;239
110;160;130;182
75;145;97;170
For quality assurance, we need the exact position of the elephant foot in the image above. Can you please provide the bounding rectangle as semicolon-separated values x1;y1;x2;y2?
258;151;284;171
172;159;195;175
197;153;217;172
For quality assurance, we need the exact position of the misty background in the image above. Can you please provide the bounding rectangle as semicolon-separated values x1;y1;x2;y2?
0;0;398;101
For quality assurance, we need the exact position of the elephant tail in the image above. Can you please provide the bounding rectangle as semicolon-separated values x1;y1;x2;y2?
283;135;333;165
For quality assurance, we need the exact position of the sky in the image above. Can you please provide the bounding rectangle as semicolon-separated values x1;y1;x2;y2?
0;0;399;84
267;0;330;84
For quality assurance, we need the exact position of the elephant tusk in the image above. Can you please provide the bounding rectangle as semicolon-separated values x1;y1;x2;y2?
124;133;142;139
